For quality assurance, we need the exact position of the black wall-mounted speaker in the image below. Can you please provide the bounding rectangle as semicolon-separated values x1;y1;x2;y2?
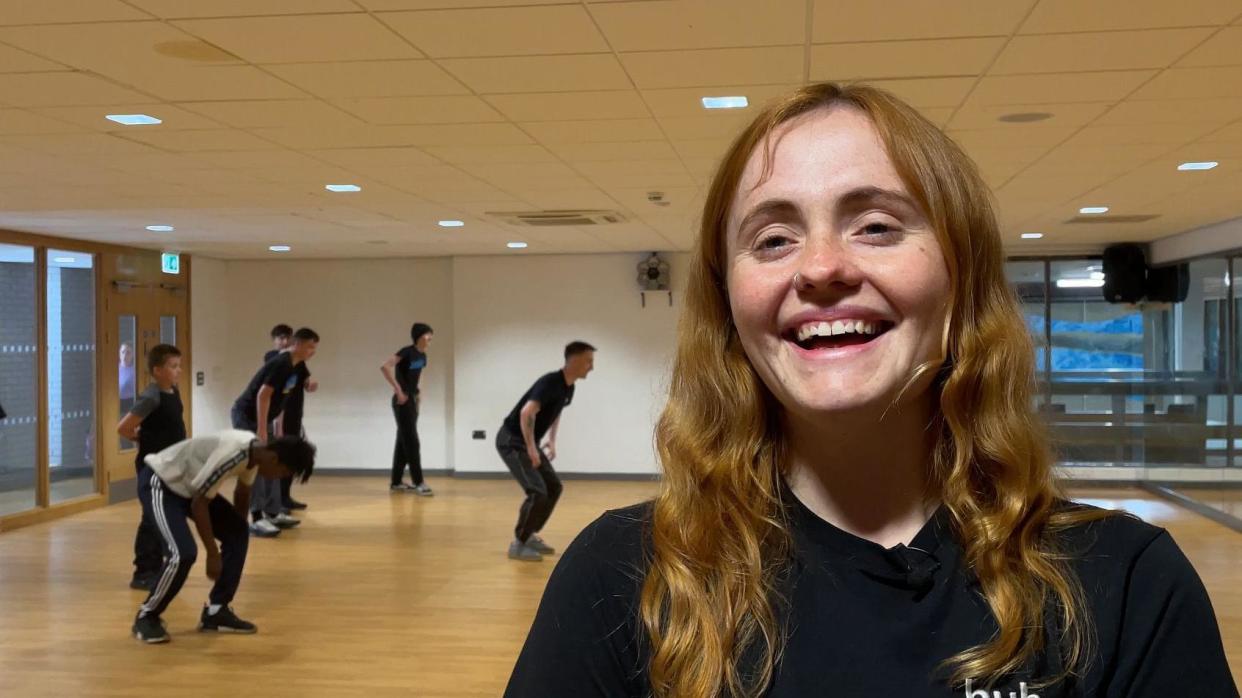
1102;243;1147;304
1146;263;1190;303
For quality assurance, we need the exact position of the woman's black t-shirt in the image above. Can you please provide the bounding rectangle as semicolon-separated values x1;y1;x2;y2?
505;495;1238;697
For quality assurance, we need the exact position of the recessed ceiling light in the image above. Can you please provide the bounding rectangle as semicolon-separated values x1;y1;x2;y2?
507;242;528;249
1057;278;1105;289
701;96;748;110
105;114;161;126
269;245;291;253
998;112;1053;123
1079;206;1109;215
1178;161;1218;171
325;184;361;192
146;225;174;232
1020;232;1044;239
438;220;465;228
53;256;75;264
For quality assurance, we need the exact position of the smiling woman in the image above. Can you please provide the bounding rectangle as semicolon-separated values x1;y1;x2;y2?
503;83;1239;698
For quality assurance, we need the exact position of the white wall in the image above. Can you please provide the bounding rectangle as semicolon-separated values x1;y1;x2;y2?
192;257;455;474
190;256;232;437
451;254;684;473
191;252;686;475
1150;215;1242;264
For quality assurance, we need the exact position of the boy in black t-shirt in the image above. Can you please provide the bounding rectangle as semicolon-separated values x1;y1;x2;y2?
116;344;186;591
231;327;319;537
264;323;292;365
264;323;315;512
381;323;434;495
497;341;595;562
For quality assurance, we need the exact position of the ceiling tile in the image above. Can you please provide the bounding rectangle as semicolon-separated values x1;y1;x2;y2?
0;43;63;72
947;102;1109;131
812;0;1034;42
1129;66;1242;99
34;103;224;131
520;118;664;144
254;122;532;149
1067;123;1221;147
590;0;804;51
267;61;468;98
949;125;1079;150
441;54;631;94
420;144;558;164
968;71;1157;105
0;22;243;86
1178;26;1242;67
861;78;977;108
621;46;804;89
811;38;1003;81
0;109;85;135
656;114;750;140
189;149;330;171
991;29;1213;75
174;14;421;63
641;84;800;117
1094;98;1242;126
1019;0;1240;33
548;140;679;162
181;100;364;129
0;72;151;107
127;0;359;18
115;128;281;152
0;133;161;156
140;67;309;102
671;138;731;161
486;91;649;122
359;0;569;8
304;147;442;171
333;96;505;125
384;6;608;58
0;1;150;25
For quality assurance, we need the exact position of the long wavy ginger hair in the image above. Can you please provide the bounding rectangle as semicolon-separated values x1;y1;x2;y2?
640;82;1112;697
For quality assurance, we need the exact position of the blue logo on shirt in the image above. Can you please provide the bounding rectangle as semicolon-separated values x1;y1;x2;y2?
283;375;298;394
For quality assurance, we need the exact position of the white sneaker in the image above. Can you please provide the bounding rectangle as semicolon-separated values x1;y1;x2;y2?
249;519;280;537
269;512;301;529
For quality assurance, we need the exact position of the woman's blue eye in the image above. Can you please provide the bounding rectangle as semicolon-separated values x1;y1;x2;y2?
758;236;789;249
863;222;895;235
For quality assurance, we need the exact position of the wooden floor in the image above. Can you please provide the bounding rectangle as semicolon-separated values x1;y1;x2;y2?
0;479;1239;697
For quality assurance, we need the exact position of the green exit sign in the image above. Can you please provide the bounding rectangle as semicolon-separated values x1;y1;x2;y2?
161;252;180;275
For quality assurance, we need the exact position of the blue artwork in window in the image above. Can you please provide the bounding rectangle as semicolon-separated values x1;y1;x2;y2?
1024;313;1143;370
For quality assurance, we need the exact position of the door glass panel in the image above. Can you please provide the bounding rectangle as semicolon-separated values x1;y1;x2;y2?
47;250;97;504
119;315;137;450
0;244;38;515
160;315;176;346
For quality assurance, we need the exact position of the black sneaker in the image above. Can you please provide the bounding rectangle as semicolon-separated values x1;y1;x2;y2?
199;605;258;634
132;613;169;644
284;498;308;510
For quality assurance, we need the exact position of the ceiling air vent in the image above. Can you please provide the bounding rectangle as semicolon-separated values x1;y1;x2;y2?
1064;214;1160;224
488;210;627;227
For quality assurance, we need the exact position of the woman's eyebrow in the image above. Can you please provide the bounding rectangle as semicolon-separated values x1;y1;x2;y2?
736;199;799;234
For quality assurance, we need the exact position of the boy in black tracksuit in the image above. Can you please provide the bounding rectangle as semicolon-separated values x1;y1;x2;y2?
116;344;186;591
